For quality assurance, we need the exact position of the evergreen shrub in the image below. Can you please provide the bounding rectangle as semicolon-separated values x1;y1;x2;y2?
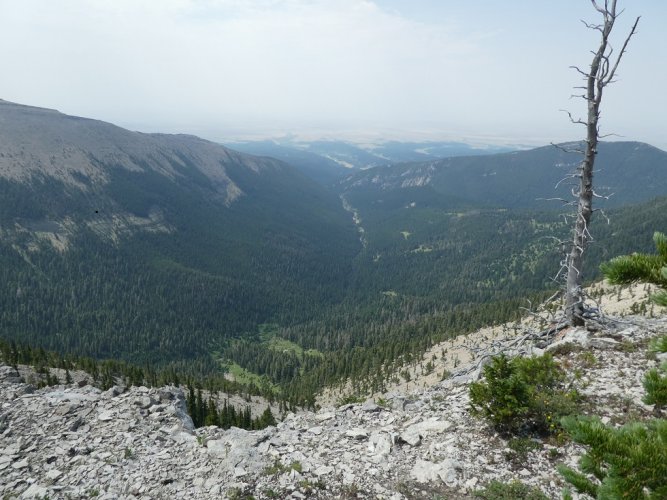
643;362;667;413
601;231;667;306
649;334;667;354
469;354;580;436
558;416;667;499
643;334;667;413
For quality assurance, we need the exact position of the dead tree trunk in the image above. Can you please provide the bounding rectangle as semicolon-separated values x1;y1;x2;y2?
564;0;639;326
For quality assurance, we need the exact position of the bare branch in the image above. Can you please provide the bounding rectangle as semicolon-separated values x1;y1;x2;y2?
590;0;609;15
581;19;604;32
559;109;586;125
604;16;640;84
595;209;611;224
555;174;580;190
591;190;611;200
538;197;575;206
569;65;589;78
599;132;623;138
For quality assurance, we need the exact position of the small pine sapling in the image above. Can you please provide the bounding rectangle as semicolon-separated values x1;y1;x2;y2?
601;231;667;306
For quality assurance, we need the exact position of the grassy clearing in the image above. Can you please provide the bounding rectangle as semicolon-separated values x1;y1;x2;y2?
220;361;281;394
259;323;324;359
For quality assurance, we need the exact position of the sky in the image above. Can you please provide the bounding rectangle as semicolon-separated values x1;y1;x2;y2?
1;0;665;148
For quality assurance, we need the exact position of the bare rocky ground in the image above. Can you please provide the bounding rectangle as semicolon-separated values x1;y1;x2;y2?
1;283;666;499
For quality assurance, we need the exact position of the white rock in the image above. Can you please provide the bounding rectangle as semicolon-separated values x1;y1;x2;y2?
410;459;460;485
589;337;619;349
368;432;392;458
314;465;334;476
20;484;49;499
315;412;335;422
45;469;63;481
617;327;637;338
361;400;380;412
412;417;453;434
98;410;114;421
12;459;29;469
465;477;479;489
400;428;421;446
345;428;368;440
546;329;589;352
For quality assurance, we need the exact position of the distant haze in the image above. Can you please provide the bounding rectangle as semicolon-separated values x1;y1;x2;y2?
1;0;665;148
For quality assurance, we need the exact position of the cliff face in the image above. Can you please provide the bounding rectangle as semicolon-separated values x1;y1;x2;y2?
2;307;666;499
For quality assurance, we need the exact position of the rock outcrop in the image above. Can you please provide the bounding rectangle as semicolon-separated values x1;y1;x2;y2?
1;313;665;499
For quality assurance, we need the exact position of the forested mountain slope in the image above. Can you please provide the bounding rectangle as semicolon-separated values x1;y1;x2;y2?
0;99;359;367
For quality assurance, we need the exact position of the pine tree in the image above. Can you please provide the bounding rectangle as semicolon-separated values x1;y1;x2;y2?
558;416;667;498
643;365;667;415
204;397;219;427
601;231;667;306
258;406;276;428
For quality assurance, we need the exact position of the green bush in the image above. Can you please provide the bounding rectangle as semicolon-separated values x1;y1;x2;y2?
469;354;580;436
644;335;667;413
601;231;667;306
474;480;549;500
505;437;541;464
558;416;667;499
649;334;667;354
643;362;667;413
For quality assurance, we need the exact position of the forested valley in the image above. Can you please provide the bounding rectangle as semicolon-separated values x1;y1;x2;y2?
2;187;666;407
1;100;666;410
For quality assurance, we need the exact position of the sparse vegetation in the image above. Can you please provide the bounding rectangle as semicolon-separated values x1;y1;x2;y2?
337;394;365;406
474;480;549;500
576;351;597;368
504;437;541;464
262;459;303;477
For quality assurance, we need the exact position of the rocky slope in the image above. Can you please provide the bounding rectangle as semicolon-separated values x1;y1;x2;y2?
2;291;666;499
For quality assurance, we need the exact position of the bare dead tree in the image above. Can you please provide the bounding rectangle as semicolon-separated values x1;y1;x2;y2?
563;0;639;326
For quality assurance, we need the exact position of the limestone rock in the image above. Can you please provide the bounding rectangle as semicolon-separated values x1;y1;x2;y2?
0;312;663;500
546;328;590;352
589;337;619;349
410;459;461;485
345;428;368;440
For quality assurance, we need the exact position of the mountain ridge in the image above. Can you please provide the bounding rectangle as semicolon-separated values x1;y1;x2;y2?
340;141;667;211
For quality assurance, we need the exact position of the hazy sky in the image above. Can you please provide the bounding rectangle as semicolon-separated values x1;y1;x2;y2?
1;0;665;148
